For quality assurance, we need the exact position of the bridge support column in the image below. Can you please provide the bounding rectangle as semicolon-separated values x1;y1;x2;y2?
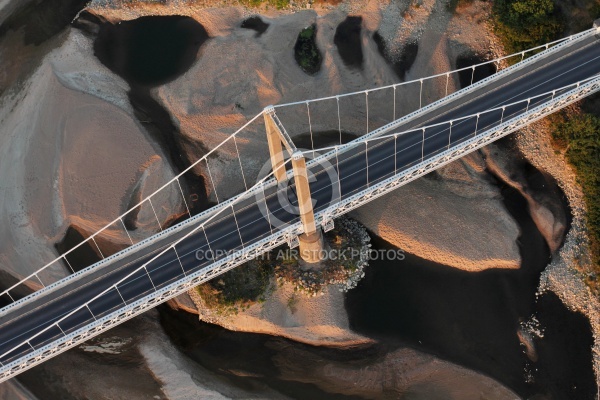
264;107;289;182
291;151;325;264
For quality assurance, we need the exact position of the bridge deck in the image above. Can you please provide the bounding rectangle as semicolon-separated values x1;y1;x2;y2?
0;30;599;376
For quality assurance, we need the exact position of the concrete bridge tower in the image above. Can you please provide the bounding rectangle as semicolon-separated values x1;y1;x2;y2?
264;106;325;264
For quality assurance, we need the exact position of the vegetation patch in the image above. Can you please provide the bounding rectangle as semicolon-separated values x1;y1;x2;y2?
294;24;322;75
553;0;600;34
550;112;600;292
195;217;370;313
195;259;274;315
239;0;291;9
491;0;599;296
492;0;564;54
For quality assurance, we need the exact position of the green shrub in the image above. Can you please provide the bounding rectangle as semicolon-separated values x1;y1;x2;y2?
238;0;290;8
268;0;290;8
552;113;600;274
294;24;322;75
196;259;273;315
493;0;564;54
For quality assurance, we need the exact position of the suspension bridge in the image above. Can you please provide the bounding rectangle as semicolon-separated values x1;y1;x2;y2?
0;23;599;382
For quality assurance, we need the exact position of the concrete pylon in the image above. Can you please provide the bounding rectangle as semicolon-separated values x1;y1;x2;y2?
264;108;288;182
291;151;325;264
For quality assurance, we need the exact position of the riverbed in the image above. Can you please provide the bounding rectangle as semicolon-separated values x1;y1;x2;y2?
0;5;597;399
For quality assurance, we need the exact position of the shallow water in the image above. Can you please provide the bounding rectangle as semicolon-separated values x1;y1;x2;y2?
159;306;371;399
241;16;269;36
334;16;364;69
3;10;594;399
86;14;211;211
456;53;497;88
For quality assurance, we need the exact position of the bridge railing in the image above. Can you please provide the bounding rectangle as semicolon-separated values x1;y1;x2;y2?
294;76;600;225
306;76;599;155
3;70;600;381
311;74;600;226
0;111;270;310
0;156;295;368
10;73;588;318
299;28;598;170
1;26;596;313
272;28;594;157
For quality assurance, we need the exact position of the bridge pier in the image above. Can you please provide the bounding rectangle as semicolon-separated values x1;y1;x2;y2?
264;107;325;264
264;106;297;182
264;109;287;182
291;151;325;264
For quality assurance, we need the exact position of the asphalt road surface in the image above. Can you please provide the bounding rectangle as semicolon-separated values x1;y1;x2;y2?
0;32;599;368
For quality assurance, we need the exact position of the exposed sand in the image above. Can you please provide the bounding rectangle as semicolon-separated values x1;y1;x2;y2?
0;0;596;395
15;315;168;399
482;143;568;254
352;152;522;271
273;345;520;399
90;0;525;379
138;310;290;400
188;280;373;347
89;0;520;274
0;28;177;284
0;381;38;400
6;309;292;400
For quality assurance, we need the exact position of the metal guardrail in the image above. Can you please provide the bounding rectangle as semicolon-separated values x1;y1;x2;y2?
273;30;591;109
304;27;598;169
3;27;594;310
0;71;598;383
0;112;267;307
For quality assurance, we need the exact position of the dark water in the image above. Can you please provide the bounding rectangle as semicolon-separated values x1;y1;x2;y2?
157;151;595;399
55;226;102;272
495;136;573;253
456;53;497;88
159;306;370;399
93;15;209;87
69;12;596;399
0;271;30;306
346;163;595;399
534;291;596;397
334;16;363;69
0;0;88;45
127;86;211;211
241;16;269;36
373;32;419;80
81;13;212;213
